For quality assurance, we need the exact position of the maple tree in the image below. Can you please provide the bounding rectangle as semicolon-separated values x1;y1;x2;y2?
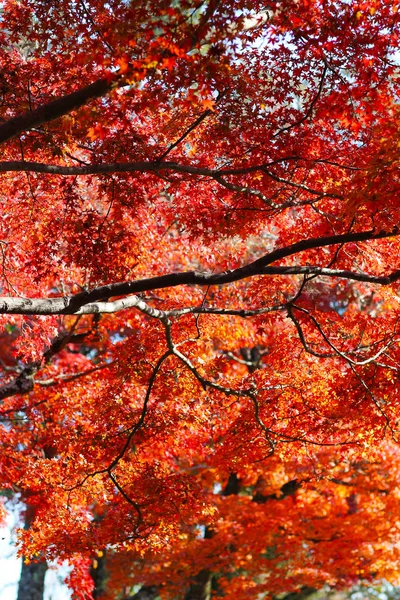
1;0;400;598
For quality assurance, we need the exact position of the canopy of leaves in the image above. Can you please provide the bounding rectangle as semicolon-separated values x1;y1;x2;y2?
0;0;400;598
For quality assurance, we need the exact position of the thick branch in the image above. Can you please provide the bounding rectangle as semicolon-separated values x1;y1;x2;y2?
0;157;332;182
0;77;116;145
0;228;398;316
252;228;400;270
0;159;344;203
0;0;221;147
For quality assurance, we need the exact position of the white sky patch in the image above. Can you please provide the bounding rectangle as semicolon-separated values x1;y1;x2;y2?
242;10;273;31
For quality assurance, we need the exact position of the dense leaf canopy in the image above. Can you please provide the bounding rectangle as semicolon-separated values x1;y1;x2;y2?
1;0;400;598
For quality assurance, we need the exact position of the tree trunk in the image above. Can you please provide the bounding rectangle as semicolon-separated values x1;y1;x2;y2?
17;505;47;600
17;560;47;600
90;550;108;598
183;569;212;600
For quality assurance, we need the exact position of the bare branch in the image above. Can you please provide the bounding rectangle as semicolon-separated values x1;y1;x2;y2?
157;108;214;161
36;361;115;387
292;304;400;366
108;350;172;470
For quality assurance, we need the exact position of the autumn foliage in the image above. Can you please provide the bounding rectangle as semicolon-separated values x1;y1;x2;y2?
1;0;400;598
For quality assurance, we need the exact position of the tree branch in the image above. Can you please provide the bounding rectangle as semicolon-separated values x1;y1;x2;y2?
0;77;117;145
0;228;398;316
261;264;400;284
0;158;337;193
0;330;89;401
273;63;328;137
0;159;345;205
36;361;115;387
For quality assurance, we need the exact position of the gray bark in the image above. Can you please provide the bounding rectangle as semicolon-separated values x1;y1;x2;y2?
0;228;398;317
16;560;47;600
17;509;47;600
